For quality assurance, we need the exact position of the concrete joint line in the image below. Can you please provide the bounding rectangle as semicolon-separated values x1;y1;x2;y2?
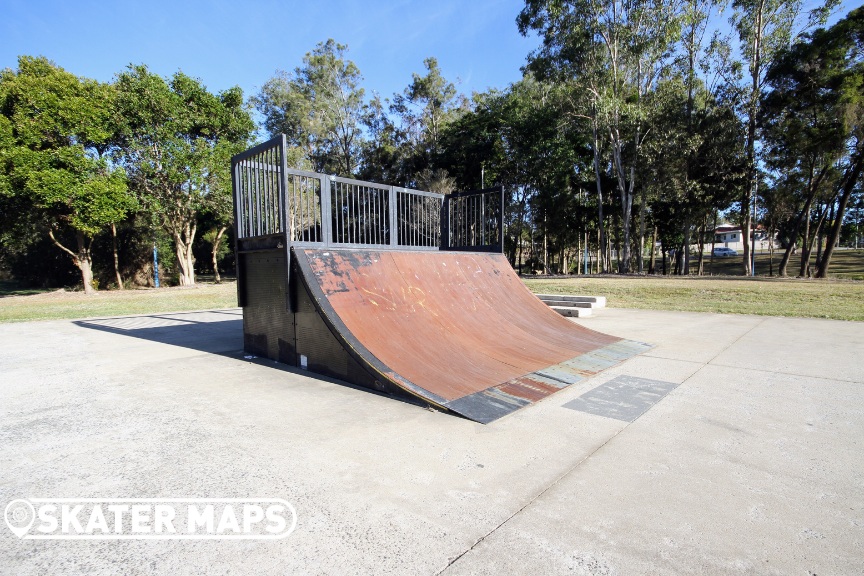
434;323;764;575
706;362;864;385
705;317;768;366
433;426;630;575
433;367;695;576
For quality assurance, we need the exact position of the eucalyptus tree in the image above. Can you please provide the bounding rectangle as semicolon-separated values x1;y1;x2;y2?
709;0;839;274
392;58;460;161
115;65;253;286
518;0;683;273
811;8;864;277
761;7;863;278
256;39;365;176
358;94;409;184
0;56;135;294
643;75;745;273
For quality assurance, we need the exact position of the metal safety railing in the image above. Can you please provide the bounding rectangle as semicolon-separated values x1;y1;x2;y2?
442;188;504;252
231;135;502;253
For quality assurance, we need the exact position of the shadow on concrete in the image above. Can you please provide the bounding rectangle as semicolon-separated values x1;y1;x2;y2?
73;309;244;356
73;309;429;409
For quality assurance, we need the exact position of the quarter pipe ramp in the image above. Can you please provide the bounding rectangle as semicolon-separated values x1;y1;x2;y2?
232;136;649;423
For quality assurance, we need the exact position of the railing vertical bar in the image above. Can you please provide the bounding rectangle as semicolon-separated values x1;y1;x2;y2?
338;181;343;243
352;183;358;244
307;176;313;241
264;148;271;234
265;148;272;234
300;175;306;241
276;136;291;311
246;163;254;238
267;148;280;234
254;154;262;236
364;186;369;244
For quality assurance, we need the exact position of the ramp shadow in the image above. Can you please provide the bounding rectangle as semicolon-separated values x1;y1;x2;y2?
73;309;430;410
73;310;245;356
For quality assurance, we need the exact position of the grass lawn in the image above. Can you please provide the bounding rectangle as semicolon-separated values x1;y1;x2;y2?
0;281;238;323
2;267;863;323
691;248;864;280
524;275;864;322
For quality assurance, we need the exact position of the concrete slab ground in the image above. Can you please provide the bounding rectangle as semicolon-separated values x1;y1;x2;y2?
0;307;861;575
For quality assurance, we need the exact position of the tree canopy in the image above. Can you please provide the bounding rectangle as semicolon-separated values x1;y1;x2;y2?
2;4;862;291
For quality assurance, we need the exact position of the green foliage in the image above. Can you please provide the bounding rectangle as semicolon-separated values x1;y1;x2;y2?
256;39;365;175
391;57;462;165
114;64;253;285
0;56;136;292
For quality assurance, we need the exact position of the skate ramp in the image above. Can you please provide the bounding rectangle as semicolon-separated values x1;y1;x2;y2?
294;248;650;423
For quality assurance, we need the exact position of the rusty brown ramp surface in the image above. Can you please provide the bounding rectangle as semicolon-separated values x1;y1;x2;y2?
294;248;651;423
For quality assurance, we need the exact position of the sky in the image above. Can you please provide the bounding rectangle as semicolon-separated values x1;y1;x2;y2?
1;0;858;112
0;0;541;103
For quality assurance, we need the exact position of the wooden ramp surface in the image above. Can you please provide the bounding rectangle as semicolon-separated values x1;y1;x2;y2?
295;248;650;423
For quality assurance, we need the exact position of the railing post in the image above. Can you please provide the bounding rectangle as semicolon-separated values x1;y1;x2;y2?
497;185;504;253
278;135;292;312
389;186;398;247
320;174;332;247
440;195;450;251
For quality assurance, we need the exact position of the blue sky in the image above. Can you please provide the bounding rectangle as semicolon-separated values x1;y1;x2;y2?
1;0;858;109
0;0;540;102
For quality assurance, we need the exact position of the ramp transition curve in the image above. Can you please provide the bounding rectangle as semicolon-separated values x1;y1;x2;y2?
288;249;649;423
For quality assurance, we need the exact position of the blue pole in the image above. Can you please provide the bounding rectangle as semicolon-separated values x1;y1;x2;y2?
153;243;160;288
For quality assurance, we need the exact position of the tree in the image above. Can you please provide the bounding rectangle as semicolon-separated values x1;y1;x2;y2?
518;0;683;273
0;56;135;294
392;57;462;174
812;8;864;277
256;39;365;176
358;93;410;184
715;0;838;274
115;66;253;286
200;141;237;284
761;7;863;278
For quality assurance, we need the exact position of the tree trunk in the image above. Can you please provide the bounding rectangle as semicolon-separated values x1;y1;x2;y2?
543;215;550;274
637;185;646;273
49;228;95;294
592;123;608;273
682;222;691;275
798;204;812;277
597;228;602;275
768;223;775;277
173;220;197;286
211;226;227;284
817;150;864;278
741;4;763;276
111;222;124;290
800;201;831;277
649;227;657;275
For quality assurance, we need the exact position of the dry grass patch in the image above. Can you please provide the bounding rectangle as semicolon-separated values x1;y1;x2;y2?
524;275;864;322
0;281;238;323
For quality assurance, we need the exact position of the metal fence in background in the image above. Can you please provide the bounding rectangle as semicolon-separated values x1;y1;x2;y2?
231;135;502;253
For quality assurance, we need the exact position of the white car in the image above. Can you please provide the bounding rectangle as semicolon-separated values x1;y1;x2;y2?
713;247;738;257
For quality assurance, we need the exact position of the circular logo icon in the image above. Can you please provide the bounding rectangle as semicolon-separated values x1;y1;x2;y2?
4;499;35;538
